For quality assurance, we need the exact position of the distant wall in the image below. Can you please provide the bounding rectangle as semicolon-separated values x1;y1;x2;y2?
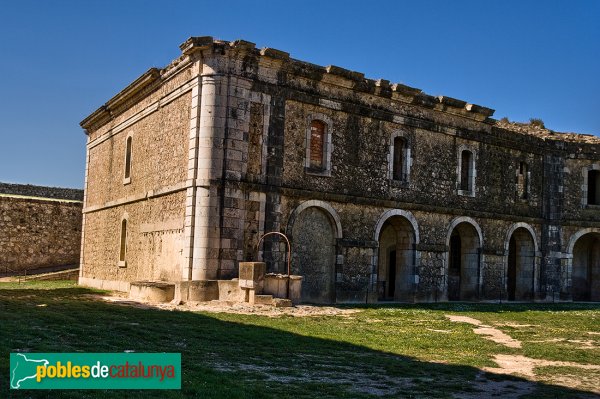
0;183;83;201
0;184;83;274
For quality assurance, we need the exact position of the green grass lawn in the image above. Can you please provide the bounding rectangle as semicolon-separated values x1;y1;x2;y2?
1;281;598;398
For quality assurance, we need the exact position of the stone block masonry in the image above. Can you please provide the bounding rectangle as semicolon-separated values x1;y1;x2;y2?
79;36;600;304
0;182;83;201
0;183;83;274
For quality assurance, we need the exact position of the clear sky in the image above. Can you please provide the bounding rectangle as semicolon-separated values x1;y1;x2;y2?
0;0;598;188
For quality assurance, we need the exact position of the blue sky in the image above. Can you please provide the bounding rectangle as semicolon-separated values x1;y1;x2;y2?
0;0;598;188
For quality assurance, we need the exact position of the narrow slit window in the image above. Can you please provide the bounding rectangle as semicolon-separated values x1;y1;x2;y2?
460;150;473;191
310;120;325;169
124;136;132;181
588;170;600;205
119;219;127;266
517;161;529;199
392;137;406;181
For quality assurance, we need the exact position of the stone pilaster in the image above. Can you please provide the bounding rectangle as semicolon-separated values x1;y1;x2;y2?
190;74;227;280
182;76;201;281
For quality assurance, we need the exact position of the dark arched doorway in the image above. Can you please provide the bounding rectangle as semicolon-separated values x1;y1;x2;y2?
377;216;416;301
291;207;336;304
447;222;480;301
506;228;535;301
572;233;600;301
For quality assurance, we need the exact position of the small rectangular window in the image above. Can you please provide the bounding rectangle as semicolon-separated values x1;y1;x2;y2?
460;150;473;192
392;137;405;181
517;161;529;200
309;120;325;170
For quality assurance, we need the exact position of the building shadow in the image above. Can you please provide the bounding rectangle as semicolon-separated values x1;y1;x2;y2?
0;286;598;398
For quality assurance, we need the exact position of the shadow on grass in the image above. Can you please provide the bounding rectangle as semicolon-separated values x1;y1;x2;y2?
0;286;597;399
348;301;600;313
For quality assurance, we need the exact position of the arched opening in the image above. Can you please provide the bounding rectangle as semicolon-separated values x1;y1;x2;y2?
447;222;480;301
291;206;336;304
572;233;600;301
377;216;415;301
506;227;535;301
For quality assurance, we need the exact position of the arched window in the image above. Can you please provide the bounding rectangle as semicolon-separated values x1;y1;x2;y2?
460;150;473;192
124;135;132;184
588;170;600;205
305;116;332;176
118;218;128;267
517;161;529;200
309;120;326;170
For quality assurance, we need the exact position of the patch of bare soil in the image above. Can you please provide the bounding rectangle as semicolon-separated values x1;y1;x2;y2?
91;294;359;317
181;301;359;317
484;354;600;378
447;314;600;395
446;315;521;348
496;322;539;328
528;338;598;349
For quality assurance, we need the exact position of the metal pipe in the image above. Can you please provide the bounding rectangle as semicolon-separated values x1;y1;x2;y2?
256;232;292;299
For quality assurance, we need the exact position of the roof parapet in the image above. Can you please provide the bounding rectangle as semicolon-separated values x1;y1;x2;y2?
391;83;421;96
179;36;214;55
437;95;467;109
177;37;496;121
326;65;364;82
230;39;256;51
260;48;290;61
466;103;494;117
82;36;503;132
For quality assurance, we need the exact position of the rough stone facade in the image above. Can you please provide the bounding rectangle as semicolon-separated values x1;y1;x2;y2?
0;183;83;274
79;36;600;303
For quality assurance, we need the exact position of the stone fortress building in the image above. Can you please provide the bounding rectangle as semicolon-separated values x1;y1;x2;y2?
79;36;599;303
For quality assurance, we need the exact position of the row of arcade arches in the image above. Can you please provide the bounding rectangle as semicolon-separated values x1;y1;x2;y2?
285;201;598;304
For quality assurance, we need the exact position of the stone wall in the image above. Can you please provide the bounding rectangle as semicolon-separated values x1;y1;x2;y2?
0;195;83;274
79;37;600;303
80;65;192;288
0;182;83;201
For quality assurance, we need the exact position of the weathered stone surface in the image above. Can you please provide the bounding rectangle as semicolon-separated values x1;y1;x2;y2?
218;279;244;302
177;280;219;302
272;298;293;307
129;281;175;302
253;294;274;305
79;36;600;304
0;183;83;201
238;261;266;289
0;186;83;274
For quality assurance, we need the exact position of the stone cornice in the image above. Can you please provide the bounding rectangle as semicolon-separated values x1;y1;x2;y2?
81;36;598;148
80;68;161;132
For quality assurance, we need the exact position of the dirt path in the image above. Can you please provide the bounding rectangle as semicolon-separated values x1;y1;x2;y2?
446;315;521;348
446;313;600;395
94;294;359;317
